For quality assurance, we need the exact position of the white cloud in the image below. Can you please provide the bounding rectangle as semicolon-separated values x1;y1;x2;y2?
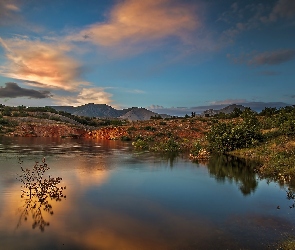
52;88;113;107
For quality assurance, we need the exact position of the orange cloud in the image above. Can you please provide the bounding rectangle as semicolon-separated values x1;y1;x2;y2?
0;37;88;91
70;0;199;47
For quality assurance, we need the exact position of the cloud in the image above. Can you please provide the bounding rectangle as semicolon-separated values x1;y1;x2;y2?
228;49;295;66
265;0;295;22
68;0;199;49
0;37;88;90
210;99;247;105
220;0;295;42
147;105;165;110
52;87;113;106
0;82;52;99
219;2;268;41
0;0;21;25
249;49;295;65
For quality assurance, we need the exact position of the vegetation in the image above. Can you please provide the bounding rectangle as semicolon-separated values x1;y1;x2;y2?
1;103;295;184
17;158;66;232
152;137;180;153
278;237;295;250
225;106;295;184
207;109;262;153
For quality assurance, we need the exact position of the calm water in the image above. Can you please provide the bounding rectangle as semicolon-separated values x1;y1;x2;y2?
0;137;294;250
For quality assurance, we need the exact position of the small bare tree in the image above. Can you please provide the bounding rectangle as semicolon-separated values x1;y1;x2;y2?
17;158;66;231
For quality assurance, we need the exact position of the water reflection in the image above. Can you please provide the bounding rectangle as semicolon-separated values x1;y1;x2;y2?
206;154;258;196
0;137;294;249
16;158;66;232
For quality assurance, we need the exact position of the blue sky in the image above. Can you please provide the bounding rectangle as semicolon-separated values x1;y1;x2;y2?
0;0;294;115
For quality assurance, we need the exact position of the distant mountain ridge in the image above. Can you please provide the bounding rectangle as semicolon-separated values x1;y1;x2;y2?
51;103;170;121
202;104;247;116
51;103;251;120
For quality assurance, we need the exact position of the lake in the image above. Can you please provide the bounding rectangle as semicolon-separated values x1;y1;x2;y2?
0;137;294;250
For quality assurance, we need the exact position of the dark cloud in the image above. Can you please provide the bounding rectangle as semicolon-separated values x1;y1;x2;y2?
267;0;295;22
0;82;52;99
249;49;295;65
228;49;295;66
220;0;295;43
0;0;21;26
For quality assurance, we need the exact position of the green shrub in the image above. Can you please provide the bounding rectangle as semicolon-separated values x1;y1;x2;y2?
207;118;262;153
0;118;9;125
153;138;180;153
190;142;202;156
279;120;295;136
143;126;156;131
132;139;149;150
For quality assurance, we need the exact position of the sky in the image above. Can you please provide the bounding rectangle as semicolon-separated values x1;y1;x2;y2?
0;0;294;115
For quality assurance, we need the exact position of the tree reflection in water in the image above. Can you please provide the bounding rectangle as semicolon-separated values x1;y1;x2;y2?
204;154;258;196
17;158;66;232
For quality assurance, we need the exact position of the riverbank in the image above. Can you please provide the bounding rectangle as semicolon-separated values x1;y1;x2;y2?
1;113;295;185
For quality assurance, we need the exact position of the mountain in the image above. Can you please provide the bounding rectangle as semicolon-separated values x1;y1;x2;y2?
119;108;159;121
52;103;124;118
203;104;246;116
51;103;169;121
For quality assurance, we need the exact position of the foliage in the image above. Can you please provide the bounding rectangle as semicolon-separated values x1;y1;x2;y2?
143;126;156;131
207;114;262;153
132;139;149;150
259;107;278;117
150;115;162;119
190;141;203;156
152;138;180;153
279;119;295;136
278;237;295;250
2;108;12;116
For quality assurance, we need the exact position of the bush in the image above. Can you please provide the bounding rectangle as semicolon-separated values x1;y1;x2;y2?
152;138;180;153
207;117;262;153
280;120;295;136
190;142;203;156
143;126;156;131
132;139;149;150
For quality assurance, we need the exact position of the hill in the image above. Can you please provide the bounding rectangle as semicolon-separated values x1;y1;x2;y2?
52;103;124;118
119;108;159;121
51;103;169;121
202;104;246;116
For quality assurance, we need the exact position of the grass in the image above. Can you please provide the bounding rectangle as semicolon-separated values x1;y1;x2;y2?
230;135;295;185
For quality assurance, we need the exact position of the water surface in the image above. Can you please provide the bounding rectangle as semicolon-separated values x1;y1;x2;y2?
0;137;294;249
